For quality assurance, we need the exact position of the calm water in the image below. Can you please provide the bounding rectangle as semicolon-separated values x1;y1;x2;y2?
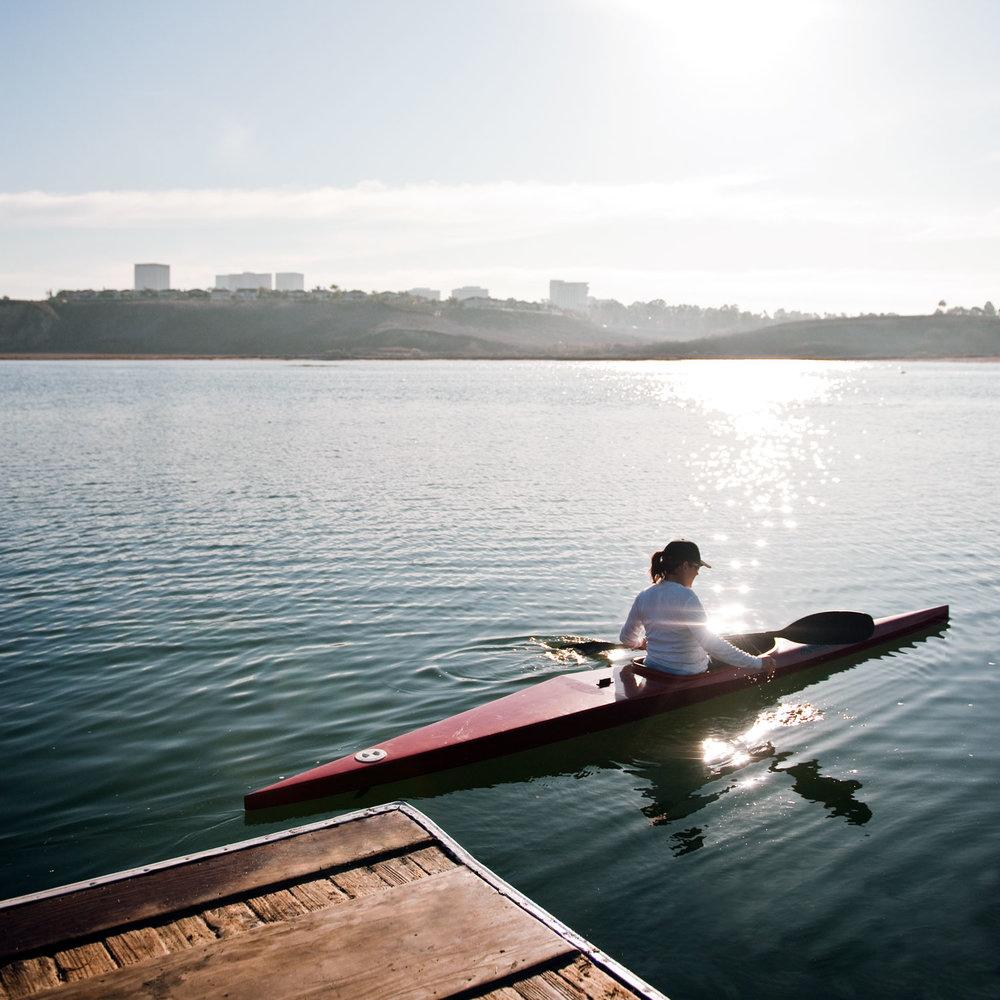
2;359;998;999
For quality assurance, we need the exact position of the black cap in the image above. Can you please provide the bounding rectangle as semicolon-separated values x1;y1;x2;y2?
662;539;712;569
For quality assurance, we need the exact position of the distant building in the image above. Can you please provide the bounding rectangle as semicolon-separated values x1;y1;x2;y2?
408;287;441;301
275;272;304;292
549;280;589;312
458;296;502;310
215;272;273;291
134;263;170;291
451;285;489;301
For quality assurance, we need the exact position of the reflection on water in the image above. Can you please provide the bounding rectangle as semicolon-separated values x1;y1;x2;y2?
769;755;873;826
601;359;852;614
642;750;873;848
669;827;706;857
640;699;871;846
700;701;824;776
701;736;773;773
737;701;825;748
657;359;843;434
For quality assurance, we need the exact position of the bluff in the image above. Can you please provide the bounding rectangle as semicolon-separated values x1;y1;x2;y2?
0;298;635;358
1;299;998;359
637;314;1000;360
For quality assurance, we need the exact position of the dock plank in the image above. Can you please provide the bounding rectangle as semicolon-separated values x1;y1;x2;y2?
104;927;168;967
370;854;427;885
47;866;576;1000
535;970;590;999
555;957;640;999
52;943;118;982
330;864;392;898
409;845;457;875
287;877;347;912
508;971;585;1000
245;888;309;923
152;915;217;952
199;903;262;939
0;957;61;998
0;810;430;960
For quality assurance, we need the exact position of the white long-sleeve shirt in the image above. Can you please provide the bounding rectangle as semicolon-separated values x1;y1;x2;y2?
620;581;764;674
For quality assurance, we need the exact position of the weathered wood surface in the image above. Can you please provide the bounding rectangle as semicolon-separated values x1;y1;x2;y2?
0;807;660;999
103;927;168;967
51;944;117;984
151;915;217;953
0;810;430;960
0;957;61;998
556;955;642;999
0;852;457;996
45;866;577;1000
474;956;642;1000
409;844;455;874
199;901;261;939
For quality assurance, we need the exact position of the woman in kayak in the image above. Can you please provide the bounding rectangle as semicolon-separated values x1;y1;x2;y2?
620;539;775;676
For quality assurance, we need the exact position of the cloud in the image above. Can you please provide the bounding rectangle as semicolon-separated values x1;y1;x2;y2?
2;179;996;309
0;177;883;235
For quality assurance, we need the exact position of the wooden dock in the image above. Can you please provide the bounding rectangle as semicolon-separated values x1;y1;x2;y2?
0;802;667;1000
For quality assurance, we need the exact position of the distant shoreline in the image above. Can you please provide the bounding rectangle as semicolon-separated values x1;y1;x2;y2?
3;300;998;360
3;353;999;362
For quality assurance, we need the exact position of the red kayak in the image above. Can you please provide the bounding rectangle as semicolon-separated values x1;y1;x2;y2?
244;605;948;810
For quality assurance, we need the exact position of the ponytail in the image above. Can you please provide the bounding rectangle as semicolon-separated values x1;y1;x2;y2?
650;549;666;583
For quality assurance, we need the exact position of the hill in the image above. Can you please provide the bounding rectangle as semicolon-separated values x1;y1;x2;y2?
0;298;637;358
1;300;998;360
636;314;1000;359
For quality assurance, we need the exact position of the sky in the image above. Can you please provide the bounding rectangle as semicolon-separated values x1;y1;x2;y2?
2;0;999;312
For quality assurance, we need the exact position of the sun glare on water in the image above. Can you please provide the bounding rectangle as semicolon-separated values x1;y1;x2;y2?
702;702;825;773
662;359;839;436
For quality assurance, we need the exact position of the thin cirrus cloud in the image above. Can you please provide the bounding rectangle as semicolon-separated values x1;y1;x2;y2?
0;178;885;233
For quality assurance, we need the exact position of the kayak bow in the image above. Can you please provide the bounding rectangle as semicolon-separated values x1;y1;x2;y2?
244;605;948;810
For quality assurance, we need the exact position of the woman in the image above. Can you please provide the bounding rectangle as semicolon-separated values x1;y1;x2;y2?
620;539;776;676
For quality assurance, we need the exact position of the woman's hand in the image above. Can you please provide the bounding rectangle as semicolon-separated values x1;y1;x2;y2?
759;654;777;676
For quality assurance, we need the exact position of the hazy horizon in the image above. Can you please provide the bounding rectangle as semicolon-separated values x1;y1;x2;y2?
3;0;999;313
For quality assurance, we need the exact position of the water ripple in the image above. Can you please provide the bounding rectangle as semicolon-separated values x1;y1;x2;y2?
2;359;998;1000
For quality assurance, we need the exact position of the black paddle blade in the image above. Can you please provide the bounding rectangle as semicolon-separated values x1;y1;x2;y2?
572;640;620;656
726;632;777;655
548;638;619;657
776;611;875;646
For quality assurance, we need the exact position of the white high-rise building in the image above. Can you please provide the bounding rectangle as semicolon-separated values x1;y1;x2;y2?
451;285;489;301
408;287;441;301
215;272;273;291
275;272;304;292
549;280;589;312
134;263;170;291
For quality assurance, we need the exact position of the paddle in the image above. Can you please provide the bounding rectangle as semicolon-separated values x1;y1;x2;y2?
558;611;875;658
740;611;875;648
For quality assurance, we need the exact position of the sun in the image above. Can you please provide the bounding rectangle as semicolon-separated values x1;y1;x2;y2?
609;0;828;84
